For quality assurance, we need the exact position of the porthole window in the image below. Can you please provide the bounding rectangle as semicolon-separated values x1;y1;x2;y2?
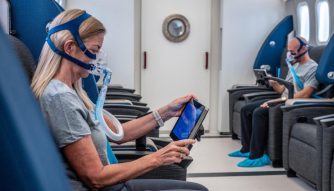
316;0;330;43
297;2;310;41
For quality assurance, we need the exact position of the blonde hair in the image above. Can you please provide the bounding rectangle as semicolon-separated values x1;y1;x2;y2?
31;9;106;110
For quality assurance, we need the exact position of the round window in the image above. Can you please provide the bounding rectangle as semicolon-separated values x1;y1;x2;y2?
162;14;190;43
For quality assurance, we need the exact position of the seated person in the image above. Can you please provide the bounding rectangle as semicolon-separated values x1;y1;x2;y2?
228;36;319;167
31;9;208;191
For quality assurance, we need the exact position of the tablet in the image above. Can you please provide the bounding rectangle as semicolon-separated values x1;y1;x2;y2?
253;69;269;87
170;99;209;141
253;69;267;79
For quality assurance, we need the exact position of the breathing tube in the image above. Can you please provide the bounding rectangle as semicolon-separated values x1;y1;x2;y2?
46;12;124;141
90;65;124;141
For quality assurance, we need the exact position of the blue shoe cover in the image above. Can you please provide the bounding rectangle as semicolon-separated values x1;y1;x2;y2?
237;154;271;167
228;150;250;158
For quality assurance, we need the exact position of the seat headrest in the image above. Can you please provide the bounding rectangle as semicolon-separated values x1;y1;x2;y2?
7;35;35;81
316;34;334;85
308;46;326;63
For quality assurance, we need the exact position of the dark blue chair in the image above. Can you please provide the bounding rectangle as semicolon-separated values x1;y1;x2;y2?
281;34;334;190
0;27;70;191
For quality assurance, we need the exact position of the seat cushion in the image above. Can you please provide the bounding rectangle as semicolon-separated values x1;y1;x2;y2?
291;123;317;148
234;100;247;112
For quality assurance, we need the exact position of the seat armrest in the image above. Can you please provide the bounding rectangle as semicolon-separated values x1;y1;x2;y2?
313;114;334;125
320;118;334;128
281;102;334;112
231;84;257;88
98;84;136;93
104;104;150;113
285;98;334;106
243;91;279;103
227;86;272;93
131;101;147;106
106;92;142;102
109;86;136;93
105;99;133;105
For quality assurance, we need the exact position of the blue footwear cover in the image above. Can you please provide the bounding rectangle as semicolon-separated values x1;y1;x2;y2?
237;154;271;167
228;150;250;158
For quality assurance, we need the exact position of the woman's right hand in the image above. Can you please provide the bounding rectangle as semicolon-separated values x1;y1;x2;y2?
151;139;196;166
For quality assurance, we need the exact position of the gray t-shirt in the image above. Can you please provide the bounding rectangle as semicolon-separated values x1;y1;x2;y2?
39;79;109;191
281;59;319;98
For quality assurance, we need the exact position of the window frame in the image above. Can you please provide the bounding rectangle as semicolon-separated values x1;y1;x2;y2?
315;0;330;44
296;1;310;41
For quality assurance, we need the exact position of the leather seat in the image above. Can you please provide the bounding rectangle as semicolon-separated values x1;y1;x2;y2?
281;34;334;190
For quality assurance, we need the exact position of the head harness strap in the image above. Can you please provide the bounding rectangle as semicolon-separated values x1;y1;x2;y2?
294;36;308;59
295;36;308;52
46;12;96;70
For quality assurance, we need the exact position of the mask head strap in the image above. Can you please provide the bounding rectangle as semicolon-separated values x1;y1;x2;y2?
46;12;96;70
294;36;309;59
295;36;308;52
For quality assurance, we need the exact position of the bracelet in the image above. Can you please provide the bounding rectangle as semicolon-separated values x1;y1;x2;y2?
152;110;164;127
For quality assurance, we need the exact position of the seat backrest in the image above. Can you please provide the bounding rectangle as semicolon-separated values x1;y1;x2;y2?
8;35;36;81
0;29;70;191
279;48;289;79
316;34;334;85
307;46;334;98
253;15;293;77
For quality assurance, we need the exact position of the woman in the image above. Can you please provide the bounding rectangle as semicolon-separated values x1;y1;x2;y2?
31;9;207;191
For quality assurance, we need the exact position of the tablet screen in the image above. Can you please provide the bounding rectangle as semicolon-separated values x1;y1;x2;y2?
171;100;205;140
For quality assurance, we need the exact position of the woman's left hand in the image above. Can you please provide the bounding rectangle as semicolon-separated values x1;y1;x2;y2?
158;94;196;121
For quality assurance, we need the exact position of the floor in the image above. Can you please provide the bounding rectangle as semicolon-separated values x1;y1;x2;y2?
183;137;316;191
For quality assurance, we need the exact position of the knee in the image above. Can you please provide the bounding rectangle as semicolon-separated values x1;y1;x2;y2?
240;105;253;116
253;107;269;118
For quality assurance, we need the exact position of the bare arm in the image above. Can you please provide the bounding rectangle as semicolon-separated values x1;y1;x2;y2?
104;111;160;144
63;136;195;190
293;86;316;98
269;80;285;94
104;95;195;144
261;86;316;108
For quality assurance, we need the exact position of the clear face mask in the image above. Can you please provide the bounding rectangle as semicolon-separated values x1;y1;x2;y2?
286;51;296;63
89;50;110;76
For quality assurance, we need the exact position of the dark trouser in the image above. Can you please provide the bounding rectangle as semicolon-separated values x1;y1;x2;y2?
240;100;269;159
100;179;208;191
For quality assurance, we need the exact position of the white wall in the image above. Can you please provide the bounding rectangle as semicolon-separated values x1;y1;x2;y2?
218;0;286;132
66;0;135;88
